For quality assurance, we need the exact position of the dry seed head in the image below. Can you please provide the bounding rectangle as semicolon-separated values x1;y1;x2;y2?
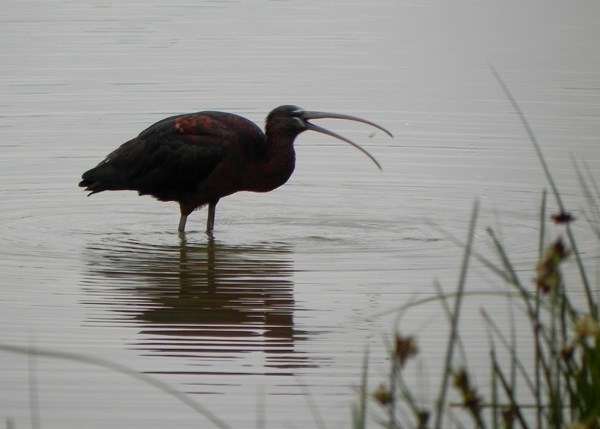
395;333;418;367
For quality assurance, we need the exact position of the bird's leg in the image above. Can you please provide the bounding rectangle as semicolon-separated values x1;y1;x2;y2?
178;214;188;233
206;200;218;233
178;202;194;233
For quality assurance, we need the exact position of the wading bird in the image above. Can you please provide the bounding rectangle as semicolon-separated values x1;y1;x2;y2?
79;105;392;233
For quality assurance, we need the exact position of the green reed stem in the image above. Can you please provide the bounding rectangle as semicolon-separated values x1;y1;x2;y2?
434;199;479;428
490;64;596;318
0;343;232;429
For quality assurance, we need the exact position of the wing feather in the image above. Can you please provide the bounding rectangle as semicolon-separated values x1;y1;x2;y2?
80;111;264;202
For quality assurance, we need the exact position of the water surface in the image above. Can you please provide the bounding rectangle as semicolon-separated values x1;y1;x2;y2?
1;1;599;427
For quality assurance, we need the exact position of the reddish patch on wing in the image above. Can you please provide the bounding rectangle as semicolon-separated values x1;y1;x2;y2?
174;115;228;134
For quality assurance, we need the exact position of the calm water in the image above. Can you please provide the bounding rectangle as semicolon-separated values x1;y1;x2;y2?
1;1;599;427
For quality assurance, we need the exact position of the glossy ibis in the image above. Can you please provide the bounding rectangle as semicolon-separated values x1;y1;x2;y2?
79;105;392;233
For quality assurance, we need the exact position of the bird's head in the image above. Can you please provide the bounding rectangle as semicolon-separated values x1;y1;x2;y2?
266;105;393;170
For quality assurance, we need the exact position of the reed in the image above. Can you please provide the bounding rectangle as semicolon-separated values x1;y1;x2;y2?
0;343;232;429
355;69;599;428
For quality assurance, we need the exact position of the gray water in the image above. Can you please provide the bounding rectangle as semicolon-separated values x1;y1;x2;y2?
1;1;599;427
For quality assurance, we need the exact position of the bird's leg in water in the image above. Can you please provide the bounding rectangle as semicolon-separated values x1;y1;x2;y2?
206;200;218;233
178;202;194;232
178;214;188;233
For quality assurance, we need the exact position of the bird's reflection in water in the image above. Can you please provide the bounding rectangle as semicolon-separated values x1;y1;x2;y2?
82;236;310;371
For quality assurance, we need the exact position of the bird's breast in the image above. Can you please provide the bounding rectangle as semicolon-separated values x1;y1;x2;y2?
242;151;296;193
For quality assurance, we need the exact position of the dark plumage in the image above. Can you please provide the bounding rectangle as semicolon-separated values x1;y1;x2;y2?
80;105;392;233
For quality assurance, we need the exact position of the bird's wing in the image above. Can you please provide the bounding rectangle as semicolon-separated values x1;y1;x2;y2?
82;112;264;199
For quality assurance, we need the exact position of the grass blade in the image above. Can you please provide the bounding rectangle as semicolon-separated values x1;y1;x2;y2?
434;199;479;428
489;64;596;317
0;343;231;429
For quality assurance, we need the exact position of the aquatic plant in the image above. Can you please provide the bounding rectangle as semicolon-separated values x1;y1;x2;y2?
354;68;600;428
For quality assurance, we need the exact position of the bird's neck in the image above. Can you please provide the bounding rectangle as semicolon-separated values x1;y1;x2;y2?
244;135;296;193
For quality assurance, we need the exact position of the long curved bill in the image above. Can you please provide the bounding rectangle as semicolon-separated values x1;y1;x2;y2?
300;110;393;170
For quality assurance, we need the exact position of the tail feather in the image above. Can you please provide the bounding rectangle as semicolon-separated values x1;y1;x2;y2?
79;164;126;195
78;179;106;196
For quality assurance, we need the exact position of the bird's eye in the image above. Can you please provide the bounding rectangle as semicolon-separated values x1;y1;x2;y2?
291;110;303;117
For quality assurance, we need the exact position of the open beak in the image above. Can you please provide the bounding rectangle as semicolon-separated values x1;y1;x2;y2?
300;110;393;170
